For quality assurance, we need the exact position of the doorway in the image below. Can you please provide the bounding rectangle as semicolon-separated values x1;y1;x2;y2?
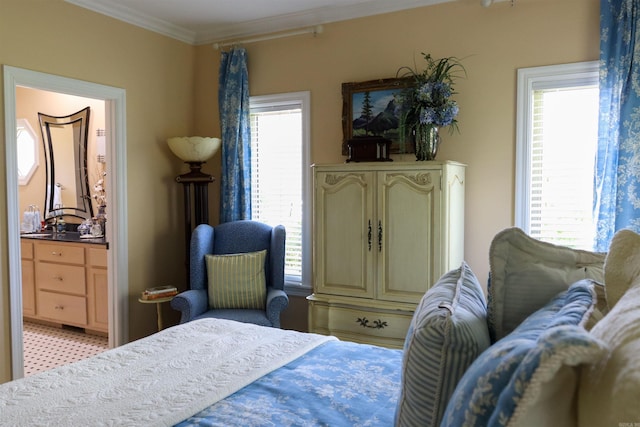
3;65;129;379
17;87;108;375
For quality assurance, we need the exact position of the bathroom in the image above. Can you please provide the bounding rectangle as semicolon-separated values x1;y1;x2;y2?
17;86;109;374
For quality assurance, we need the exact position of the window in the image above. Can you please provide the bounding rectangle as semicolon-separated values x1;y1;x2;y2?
249;92;311;293
515;62;599;250
16;118;38;186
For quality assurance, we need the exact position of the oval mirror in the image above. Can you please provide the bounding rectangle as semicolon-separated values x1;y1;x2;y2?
38;106;93;221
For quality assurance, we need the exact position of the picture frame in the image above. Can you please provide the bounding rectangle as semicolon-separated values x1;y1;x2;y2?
341;77;415;155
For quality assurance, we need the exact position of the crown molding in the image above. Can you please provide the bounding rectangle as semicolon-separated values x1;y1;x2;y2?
198;0;453;45
66;0;453;46
65;0;198;44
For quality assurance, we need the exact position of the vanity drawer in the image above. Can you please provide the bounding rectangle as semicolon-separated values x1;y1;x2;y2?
35;242;85;265
36;262;86;295
37;290;87;325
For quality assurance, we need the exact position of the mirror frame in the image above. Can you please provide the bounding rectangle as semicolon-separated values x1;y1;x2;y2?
38;106;93;221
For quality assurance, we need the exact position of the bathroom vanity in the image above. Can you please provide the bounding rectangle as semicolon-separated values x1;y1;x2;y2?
21;233;108;335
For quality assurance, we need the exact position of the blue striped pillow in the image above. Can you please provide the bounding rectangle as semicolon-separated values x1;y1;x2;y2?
206;250;267;309
394;262;490;427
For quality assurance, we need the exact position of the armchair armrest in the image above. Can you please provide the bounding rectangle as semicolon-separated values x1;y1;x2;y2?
170;289;209;323
266;287;289;328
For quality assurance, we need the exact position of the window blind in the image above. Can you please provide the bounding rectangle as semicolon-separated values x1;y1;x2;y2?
528;86;598;250
250;108;303;278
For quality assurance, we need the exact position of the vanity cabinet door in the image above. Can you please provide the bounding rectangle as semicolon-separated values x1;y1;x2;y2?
87;246;108;333
21;241;35;316
21;259;35;316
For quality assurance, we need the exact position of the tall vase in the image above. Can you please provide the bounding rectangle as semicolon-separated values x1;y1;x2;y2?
415;124;439;161
96;205;107;236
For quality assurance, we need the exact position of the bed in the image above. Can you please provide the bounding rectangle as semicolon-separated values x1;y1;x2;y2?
0;318;402;426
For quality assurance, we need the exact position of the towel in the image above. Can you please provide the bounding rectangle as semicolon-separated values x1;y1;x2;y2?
53;184;62;209
47;183;64;216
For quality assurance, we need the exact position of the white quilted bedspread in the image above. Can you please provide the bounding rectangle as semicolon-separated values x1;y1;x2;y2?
0;318;335;426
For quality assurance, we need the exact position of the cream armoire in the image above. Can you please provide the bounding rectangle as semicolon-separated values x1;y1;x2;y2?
308;161;465;348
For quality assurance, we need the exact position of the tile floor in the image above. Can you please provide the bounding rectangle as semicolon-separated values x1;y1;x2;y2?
22;321;109;376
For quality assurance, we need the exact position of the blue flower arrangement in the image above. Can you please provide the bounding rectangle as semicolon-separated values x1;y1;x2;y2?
396;53;466;135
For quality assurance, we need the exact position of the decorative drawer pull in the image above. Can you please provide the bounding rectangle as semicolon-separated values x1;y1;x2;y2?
52;275;63;281
54;305;64;310
51;251;63;256
367;220;372;251
356;317;388;329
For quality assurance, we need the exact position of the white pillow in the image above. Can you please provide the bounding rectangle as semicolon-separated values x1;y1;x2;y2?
578;229;640;426
488;227;605;341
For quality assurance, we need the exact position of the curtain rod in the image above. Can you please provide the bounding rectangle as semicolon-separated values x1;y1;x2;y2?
213;25;323;50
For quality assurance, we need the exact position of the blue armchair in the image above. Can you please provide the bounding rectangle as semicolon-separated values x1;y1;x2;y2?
170;220;288;328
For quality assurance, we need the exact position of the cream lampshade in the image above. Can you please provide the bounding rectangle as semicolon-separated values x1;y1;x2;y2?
167;136;221;162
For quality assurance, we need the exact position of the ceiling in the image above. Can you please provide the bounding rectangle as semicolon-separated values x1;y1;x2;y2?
65;0;453;45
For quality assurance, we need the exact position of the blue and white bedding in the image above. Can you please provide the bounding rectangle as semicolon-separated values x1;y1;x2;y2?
0;318;401;426
177;340;402;427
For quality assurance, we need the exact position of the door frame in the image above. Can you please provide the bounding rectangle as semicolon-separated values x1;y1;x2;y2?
3;65;129;378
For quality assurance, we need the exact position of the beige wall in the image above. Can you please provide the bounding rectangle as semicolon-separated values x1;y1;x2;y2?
0;0;198;382
195;0;599;284
194;0;599;330
0;0;599;383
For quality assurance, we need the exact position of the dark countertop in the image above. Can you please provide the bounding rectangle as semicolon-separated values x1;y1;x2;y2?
20;231;108;247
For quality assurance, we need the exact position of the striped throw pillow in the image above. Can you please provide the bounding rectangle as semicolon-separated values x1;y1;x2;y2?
205;250;267;310
395;261;490;427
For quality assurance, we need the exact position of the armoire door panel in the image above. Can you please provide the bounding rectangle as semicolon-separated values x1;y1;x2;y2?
315;171;374;298
378;170;442;302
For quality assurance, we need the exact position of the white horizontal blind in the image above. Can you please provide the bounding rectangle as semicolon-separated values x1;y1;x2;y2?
250;107;303;278
529;86;598;249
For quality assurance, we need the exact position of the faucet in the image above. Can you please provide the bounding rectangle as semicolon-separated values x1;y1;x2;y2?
49;204;65;234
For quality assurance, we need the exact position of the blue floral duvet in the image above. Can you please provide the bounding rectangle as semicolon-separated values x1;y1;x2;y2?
175;340;402;427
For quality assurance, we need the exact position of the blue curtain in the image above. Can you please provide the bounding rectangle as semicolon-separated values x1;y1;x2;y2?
218;47;251;222
594;0;640;251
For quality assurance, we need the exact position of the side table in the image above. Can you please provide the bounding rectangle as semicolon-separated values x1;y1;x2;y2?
138;296;174;331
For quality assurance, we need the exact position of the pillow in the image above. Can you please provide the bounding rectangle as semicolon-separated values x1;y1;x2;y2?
579;229;640;426
205;250;267;310
600;228;640;309
441;280;599;427
497;326;607;427
488;227;605;341
394;262;490;427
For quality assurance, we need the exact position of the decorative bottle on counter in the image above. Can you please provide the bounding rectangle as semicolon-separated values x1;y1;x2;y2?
57;217;66;234
90;217;103;237
96;205;107;236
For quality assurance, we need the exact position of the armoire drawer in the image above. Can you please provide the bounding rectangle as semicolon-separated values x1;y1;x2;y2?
36;262;86;295
37;290;87;325
309;301;413;348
